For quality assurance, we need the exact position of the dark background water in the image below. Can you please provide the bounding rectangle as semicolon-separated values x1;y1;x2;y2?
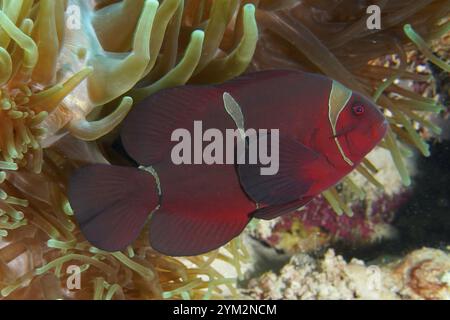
341;138;450;262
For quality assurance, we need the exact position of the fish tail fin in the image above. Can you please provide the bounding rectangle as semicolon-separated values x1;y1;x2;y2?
68;164;159;251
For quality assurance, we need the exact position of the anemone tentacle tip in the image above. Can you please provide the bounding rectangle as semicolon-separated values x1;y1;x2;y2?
244;3;256;12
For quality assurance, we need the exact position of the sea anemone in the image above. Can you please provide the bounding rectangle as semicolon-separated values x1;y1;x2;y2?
53;0;259;142
1;139;251;299
1;0;260;157
1;0;258;300
0;0;90;172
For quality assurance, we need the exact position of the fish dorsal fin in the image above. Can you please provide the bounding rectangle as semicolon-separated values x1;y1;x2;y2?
328;80;354;166
121;86;219;165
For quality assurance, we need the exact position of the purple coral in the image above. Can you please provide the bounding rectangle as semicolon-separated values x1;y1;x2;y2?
264;190;411;250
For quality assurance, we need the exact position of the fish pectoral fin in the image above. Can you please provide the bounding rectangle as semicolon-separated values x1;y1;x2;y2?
68;164;158;252
149;209;250;256
237;134;317;206
252;197;313;220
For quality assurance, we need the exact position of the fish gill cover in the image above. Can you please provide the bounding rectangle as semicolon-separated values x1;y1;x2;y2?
0;0;448;300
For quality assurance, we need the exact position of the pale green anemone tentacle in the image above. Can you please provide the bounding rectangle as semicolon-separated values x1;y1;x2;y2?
0;0;24;48
53;0;65;44
322;190;344;216
142;0;181;76
28;67;94;113
0;162;17;171
0;271;35;297
93;278;106;300
332;187;353;216
404;24;450;72
1;117;18;159
356;165;384;189
87;0;159;105
385;127;411;186
68;96;133;141
428;20;450;40
31;0;60;84
373;41;407;103
192;4;258;83
35;254;115;276
162;278;203;299
194;0;239;74
143;0;184;83
398;106;442;135
104;283;123;300
111;252;155;280
393;110;430;157
92;0;146;52
19;17;33;36
132;30;205;102
0;47;12;85
258;9;367;95
343;177;365;200
393;98;444;113
0;10;38;69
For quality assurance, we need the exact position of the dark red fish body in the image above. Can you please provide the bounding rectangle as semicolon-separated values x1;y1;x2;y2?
69;70;387;256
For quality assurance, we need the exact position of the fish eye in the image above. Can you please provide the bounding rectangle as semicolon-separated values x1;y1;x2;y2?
352;104;365;116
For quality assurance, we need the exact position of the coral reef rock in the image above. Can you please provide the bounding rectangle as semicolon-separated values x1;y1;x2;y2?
245;248;450;300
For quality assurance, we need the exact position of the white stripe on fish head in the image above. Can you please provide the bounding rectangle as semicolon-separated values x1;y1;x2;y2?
328;80;354;166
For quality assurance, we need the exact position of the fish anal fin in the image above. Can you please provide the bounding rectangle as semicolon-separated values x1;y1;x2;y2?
149;209;249;256
252;197;313;220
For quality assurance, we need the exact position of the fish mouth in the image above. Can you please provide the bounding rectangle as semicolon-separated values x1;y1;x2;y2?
372;119;389;139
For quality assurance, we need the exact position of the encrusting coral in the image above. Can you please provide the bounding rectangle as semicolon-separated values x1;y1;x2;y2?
0;0;449;300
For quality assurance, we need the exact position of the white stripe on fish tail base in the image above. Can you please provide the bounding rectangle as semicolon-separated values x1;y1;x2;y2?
139;165;162;196
138;165;162;214
223;92;246;141
328;81;354;167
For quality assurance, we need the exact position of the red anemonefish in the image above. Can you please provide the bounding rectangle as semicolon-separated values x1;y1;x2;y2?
68;70;388;256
